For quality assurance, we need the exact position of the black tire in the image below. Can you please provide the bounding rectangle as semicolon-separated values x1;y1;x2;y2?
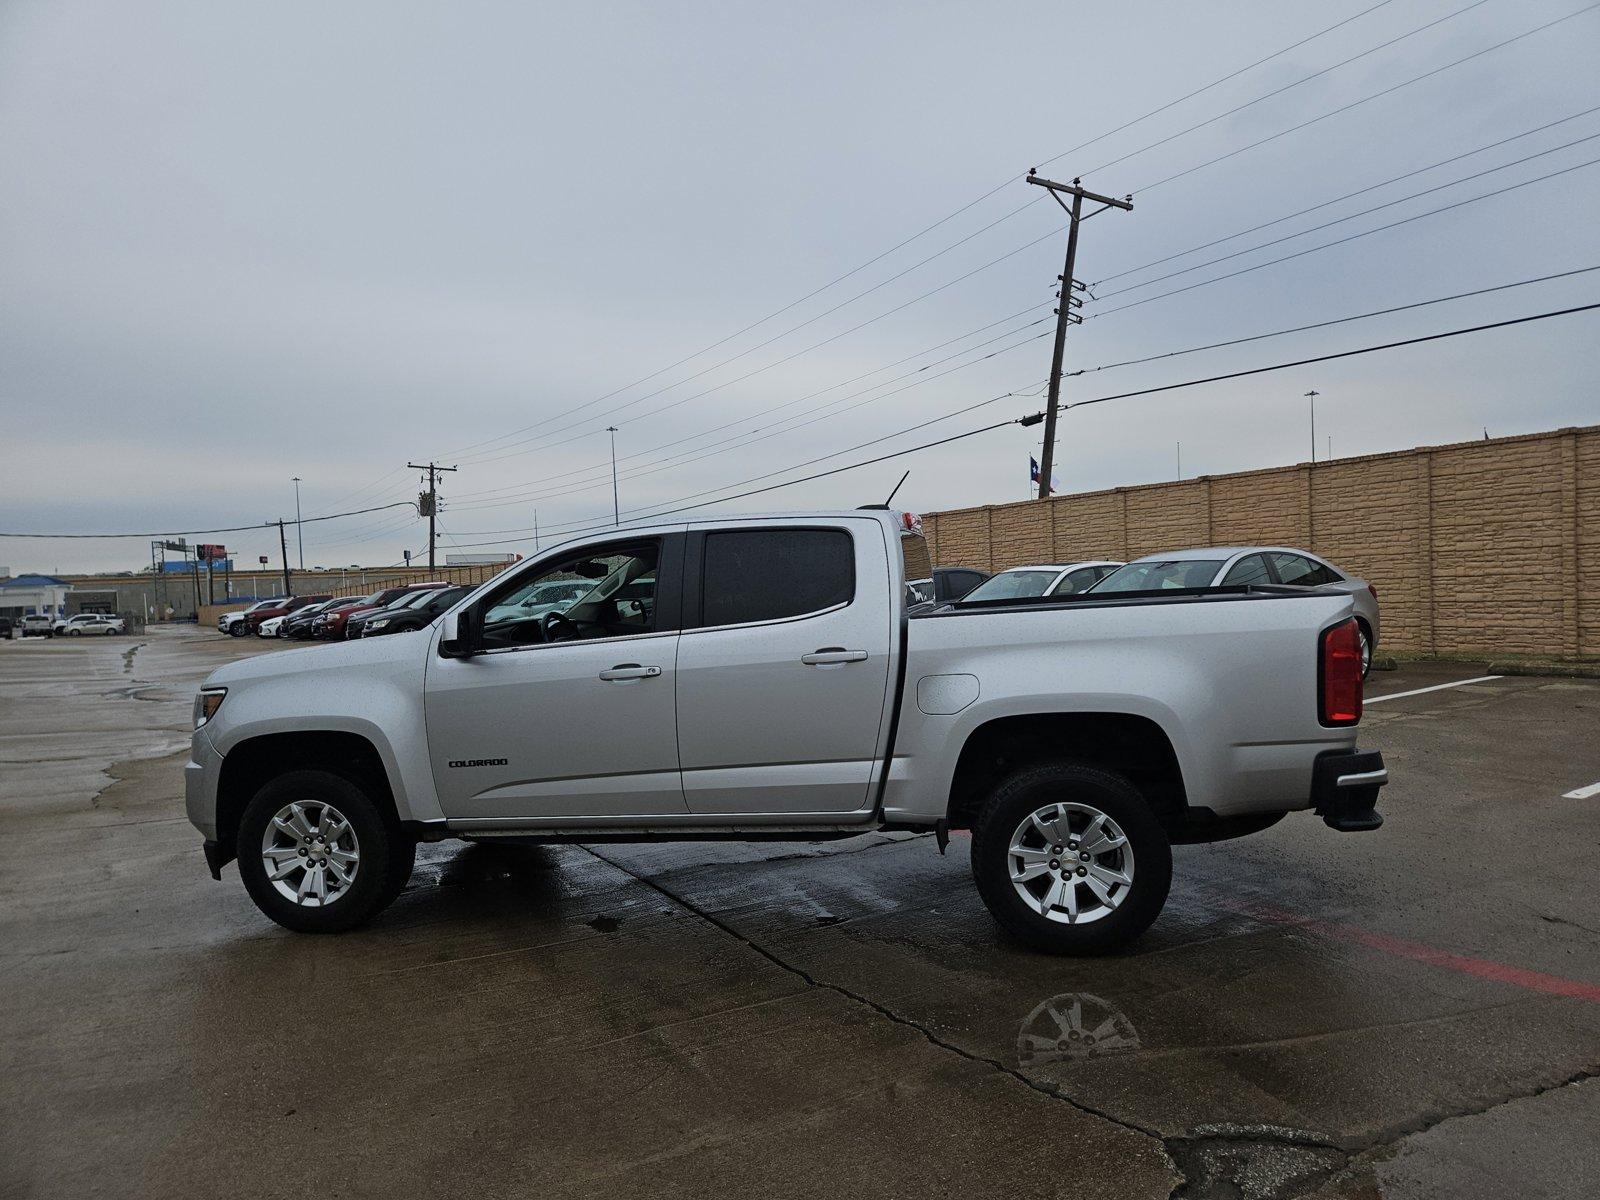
1357;621;1374;680
971;761;1172;955
236;769;405;933
229;622;248;637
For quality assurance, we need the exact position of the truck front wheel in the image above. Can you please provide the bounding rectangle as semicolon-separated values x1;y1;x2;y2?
236;770;405;933
971;761;1171;955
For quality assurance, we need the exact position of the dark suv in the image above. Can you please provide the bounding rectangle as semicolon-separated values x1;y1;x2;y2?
314;583;445;640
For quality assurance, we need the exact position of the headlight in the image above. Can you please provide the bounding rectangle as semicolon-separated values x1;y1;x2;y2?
194;688;227;729
367;618;390;630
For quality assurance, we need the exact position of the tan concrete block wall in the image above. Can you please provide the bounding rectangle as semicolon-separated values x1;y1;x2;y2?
924;423;1598;661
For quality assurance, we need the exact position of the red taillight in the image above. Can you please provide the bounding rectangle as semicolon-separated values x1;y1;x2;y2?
1367;583;1379;602
1320;618;1363;725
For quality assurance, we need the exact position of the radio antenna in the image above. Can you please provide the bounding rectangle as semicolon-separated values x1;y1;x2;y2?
884;470;911;507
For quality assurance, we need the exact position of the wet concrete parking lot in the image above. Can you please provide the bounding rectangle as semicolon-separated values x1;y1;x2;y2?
2;628;1597;1198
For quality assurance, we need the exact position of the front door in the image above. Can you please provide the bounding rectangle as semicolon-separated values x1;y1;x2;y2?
424;536;688;822
675;520;895;815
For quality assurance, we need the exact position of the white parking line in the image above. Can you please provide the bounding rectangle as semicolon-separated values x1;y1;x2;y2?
1562;781;1600;800
1366;675;1503;704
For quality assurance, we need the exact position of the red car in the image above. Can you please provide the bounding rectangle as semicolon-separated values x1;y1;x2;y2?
312;583;445;640
242;594;331;633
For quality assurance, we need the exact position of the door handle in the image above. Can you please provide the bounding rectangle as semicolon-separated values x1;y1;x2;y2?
801;648;868;666
599;664;662;681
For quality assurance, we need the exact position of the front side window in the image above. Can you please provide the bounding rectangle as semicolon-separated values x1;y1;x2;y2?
963;570;1060;602
480;542;659;648
700;529;853;627
1091;559;1225;592
1269;552;1340;586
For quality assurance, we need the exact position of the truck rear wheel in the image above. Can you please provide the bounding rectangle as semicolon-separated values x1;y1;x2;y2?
237;770;404;933
971;761;1171;955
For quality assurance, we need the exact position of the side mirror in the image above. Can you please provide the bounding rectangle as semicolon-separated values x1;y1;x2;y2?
440;606;482;658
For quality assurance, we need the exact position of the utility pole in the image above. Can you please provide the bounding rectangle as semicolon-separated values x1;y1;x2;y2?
533;509;540;552
1027;171;1132;500
1304;390;1320;463
407;461;458;571
606;427;620;524
291;477;304;569
276;519;292;595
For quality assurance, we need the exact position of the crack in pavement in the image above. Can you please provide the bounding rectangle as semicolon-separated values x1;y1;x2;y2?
581;846;1600;1199
121;642;144;673
579;845;1182;1177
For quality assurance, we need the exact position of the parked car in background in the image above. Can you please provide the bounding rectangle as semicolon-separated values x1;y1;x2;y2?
242;594;331;635
59;614;126;636
0;616;12;639
280;598;345;640
359;586;470;637
313;583;444;640
54;613;125;636
958;561;1124;604
1090;546;1380;674
346;586;450;639
906;566;990;609
485;578;594;624
20;615;56;638
220;599;286;637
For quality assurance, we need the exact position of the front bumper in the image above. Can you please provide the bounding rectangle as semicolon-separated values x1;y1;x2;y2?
1310;748;1387;831
184;726;225;842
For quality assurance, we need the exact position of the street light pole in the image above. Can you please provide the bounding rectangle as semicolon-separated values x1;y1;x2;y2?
606;426;620;525
1304;390;1320;463
291;477;304;569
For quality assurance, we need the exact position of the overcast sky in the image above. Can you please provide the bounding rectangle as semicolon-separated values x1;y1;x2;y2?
3;0;1597;575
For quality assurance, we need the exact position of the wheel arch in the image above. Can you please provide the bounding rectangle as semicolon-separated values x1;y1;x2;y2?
946;711;1188;833
215;730;400;857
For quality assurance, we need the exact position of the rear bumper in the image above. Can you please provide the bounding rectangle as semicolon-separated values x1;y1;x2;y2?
1310;748;1387;831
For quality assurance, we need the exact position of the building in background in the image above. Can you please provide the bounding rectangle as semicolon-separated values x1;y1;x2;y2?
0;574;73;621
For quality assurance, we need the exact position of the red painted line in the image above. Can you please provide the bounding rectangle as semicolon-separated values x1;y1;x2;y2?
1229;900;1600;1004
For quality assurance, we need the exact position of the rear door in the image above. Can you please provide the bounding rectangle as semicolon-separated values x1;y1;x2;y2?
676;518;895;816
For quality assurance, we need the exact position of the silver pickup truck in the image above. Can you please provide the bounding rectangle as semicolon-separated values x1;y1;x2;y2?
186;509;1386;954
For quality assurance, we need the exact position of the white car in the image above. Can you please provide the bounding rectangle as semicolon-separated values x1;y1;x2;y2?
57;614;125;636
257;614;290;638
958;561;1124;603
1091;546;1381;675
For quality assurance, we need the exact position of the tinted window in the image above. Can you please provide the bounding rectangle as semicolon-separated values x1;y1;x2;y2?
940;569;986;600
701;529;854;626
1091;559;1225;592
1269;552;1341;586
1221;554;1271;585
963;570;1060;602
1051;567;1103;595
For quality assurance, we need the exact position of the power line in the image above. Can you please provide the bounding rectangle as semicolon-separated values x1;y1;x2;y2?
1074;0;1494;185
1098;128;1600;298
1065;300;1600;411
449;303;1054;501
451;325;1054;512
1127;1;1600;196
449;297;1600;546
436;1;1408;462
0;500;417;540
1069;265;1600;376
1097;104;1600;285
1089;154;1600;318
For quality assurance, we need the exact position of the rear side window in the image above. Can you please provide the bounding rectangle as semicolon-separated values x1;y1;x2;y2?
1270;552;1341;586
701;529;854;626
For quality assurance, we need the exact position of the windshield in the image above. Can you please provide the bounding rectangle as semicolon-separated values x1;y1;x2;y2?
963;570;1061;602
1091;559;1224;592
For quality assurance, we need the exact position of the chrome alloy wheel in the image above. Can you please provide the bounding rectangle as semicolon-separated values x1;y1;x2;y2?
260;800;360;907
1007;802;1135;925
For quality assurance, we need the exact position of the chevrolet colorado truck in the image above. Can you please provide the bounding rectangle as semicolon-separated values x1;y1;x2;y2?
185;510;1386;954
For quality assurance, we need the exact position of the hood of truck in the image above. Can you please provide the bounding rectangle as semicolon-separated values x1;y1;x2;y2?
202;626;427;688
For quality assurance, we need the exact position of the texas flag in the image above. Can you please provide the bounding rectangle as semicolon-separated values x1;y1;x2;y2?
1030;456;1059;495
